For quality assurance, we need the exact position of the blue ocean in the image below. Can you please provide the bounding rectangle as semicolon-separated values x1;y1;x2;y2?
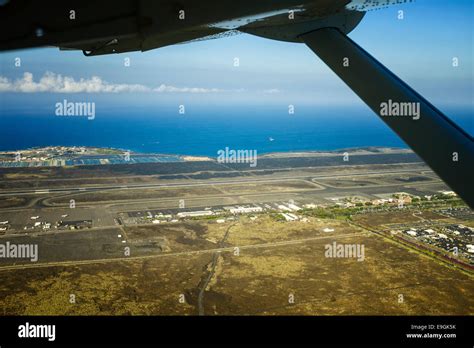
0;105;472;157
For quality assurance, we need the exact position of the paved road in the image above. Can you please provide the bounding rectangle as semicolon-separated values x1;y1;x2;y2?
0;168;431;197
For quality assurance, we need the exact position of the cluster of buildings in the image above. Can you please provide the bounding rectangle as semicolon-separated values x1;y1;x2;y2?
331;191;458;209
20;215;92;231
0;146;184;168
211;202;311;222
397;223;474;262
177;210;214;218
372;193;413;206
279;212;309;222
436;207;473;220
226;206;264;214
1;213;94;234
0;146;87;167
120;201;320;226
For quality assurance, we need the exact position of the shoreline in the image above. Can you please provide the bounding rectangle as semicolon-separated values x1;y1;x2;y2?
0;145;412;160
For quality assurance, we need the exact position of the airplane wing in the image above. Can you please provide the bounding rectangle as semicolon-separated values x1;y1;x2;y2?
1;0;473;206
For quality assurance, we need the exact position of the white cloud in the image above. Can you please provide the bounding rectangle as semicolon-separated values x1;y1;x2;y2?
153;84;221;93
0;72;223;94
261;88;280;94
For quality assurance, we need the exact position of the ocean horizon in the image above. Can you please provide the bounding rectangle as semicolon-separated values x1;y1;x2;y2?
1;105;471;157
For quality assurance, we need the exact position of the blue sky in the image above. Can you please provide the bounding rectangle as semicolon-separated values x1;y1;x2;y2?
0;0;473;112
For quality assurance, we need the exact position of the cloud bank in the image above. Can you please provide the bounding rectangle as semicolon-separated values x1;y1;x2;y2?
0;72;223;94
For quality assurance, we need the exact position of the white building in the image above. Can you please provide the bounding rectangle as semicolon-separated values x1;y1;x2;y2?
155;214;172;219
277;205;292;212
287;204;302;211
229;206;263;214
177;211;214;218
439;191;457;197
281;213;296;222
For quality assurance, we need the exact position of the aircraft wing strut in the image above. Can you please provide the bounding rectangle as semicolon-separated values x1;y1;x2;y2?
301;28;474;208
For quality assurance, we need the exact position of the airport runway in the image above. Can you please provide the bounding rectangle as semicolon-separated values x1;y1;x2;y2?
0;168;432;197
